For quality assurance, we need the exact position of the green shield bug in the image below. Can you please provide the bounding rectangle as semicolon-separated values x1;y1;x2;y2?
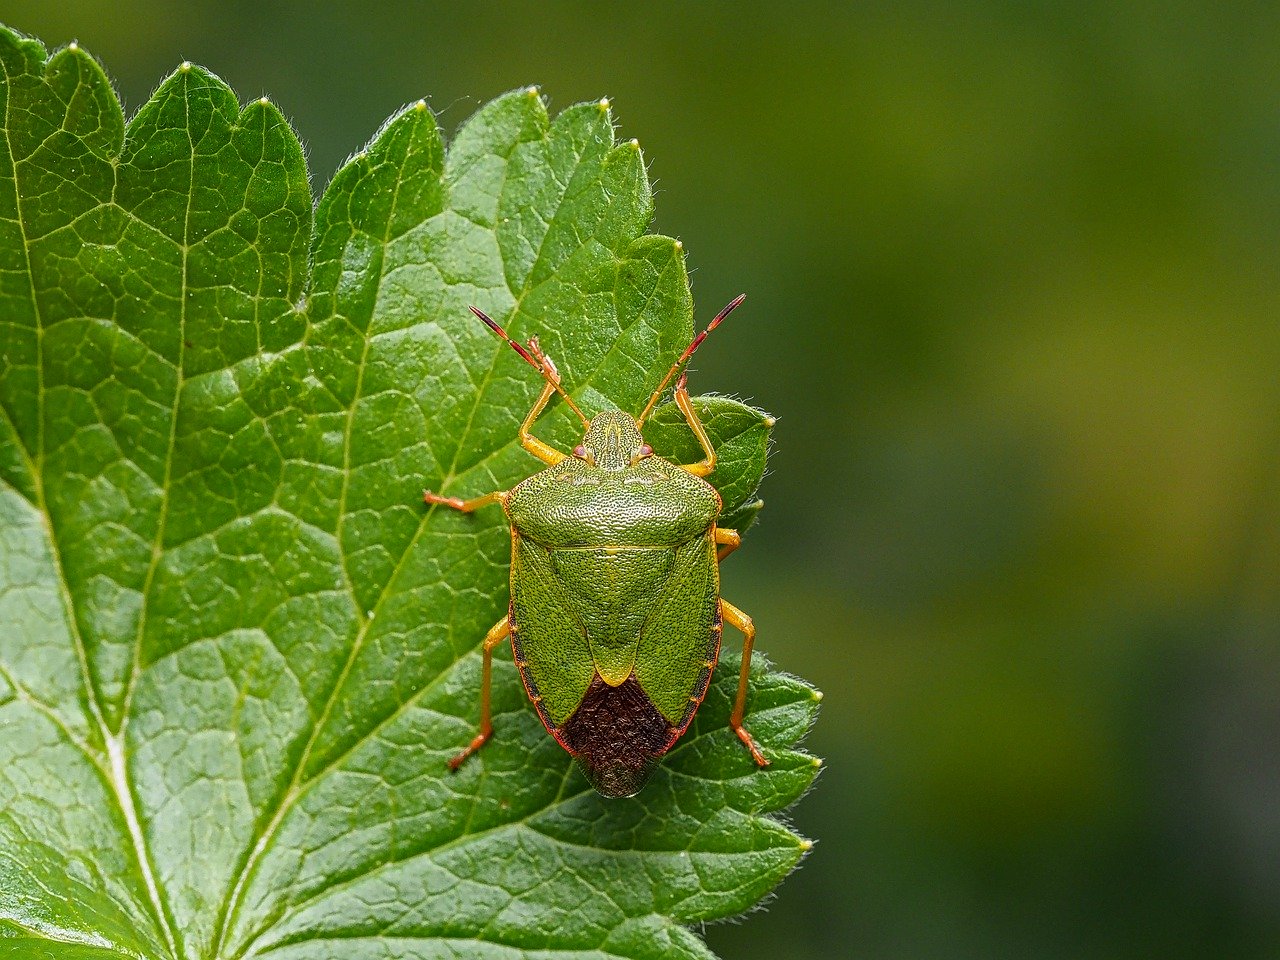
424;296;768;798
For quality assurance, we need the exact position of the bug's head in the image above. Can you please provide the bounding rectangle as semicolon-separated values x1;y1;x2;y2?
574;410;652;471
467;294;746;466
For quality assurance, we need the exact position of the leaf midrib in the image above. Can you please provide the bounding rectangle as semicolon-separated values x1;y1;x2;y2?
107;68;202;960
216;102;546;957
210;225;694;956
227;690;773;960
210;128;416;960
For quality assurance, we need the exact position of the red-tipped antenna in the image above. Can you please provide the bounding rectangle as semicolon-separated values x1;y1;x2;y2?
469;306;590;427
637;294;745;426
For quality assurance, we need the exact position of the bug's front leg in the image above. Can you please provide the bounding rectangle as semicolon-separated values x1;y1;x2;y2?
518;380;569;466
467;307;586;464
448;615;512;770
423;489;508;512
720;599;769;767
673;371;716;477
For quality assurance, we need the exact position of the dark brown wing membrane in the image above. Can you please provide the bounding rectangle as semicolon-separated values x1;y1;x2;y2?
561;674;675;798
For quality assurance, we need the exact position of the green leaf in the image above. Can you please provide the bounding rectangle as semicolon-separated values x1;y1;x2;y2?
0;25;820;960
645;396;773;532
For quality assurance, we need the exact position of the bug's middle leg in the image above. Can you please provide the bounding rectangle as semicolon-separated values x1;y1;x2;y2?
721;599;769;767
448;615;512;771
715;527;742;562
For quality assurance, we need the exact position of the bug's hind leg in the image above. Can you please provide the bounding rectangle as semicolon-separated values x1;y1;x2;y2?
720;599;769;767
448;615;512;770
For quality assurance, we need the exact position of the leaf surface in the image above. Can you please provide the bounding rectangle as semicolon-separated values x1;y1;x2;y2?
0;26;819;960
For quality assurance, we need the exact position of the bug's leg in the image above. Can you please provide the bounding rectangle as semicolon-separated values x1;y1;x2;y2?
519;379;568;466
715;527;742;562
448;615;512;770
674;371;716;477
423;489;508;512
469;306;585;465
720;599;769;767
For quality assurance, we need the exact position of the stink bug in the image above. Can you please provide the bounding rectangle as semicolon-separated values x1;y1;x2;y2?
424;296;768;798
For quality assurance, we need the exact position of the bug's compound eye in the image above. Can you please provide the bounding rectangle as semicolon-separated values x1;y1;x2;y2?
629;444;654;467
574;444;595;465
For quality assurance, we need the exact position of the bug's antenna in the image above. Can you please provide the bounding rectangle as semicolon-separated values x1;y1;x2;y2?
637;294;745;427
470;306;591;427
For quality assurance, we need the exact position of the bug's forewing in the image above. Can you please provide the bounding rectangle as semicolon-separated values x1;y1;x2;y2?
634;531;721;730
510;532;595;729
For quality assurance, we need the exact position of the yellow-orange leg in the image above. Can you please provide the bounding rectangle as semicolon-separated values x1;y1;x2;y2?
720;599;769;766
518;379;568;467
448;615;512;770
468;305;587;462
674;371;716;477
715;527;742;562
423;374;567;510
423;489;507;512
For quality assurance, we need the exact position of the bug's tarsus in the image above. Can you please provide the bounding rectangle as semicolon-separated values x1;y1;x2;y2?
526;337;565;390
470;306;589;427
637;293;746;426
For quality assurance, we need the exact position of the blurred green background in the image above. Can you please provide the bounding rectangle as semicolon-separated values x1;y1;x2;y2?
11;2;1279;957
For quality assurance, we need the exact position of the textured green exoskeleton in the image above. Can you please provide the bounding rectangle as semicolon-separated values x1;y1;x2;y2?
425;297;768;798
